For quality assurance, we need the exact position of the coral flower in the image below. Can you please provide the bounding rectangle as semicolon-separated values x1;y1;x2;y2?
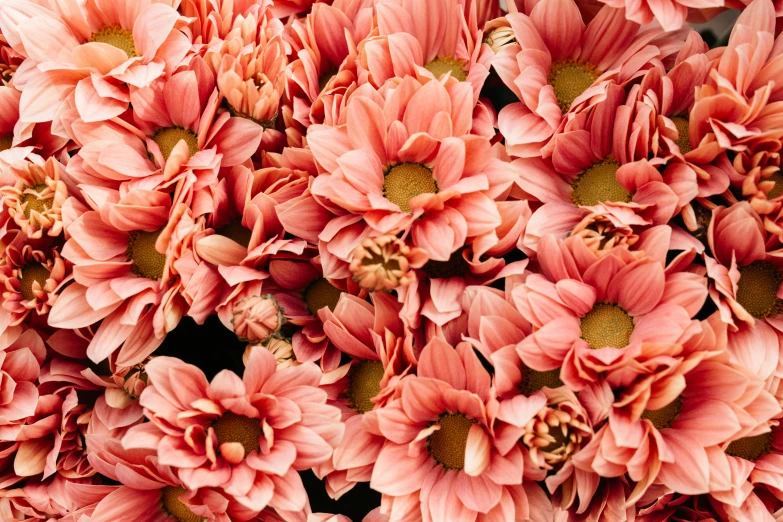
0;475;115;521
704;202;783;332
0;156;68;238
0;0;191;125
513;235;711;402
367;338;551;522
202;1;287;130
358;0;492;100
0;232;67;327
0;86;68;166
307;76;515;263
575;358;780;504
596;0;722;31
122;347;344;515
47;195;197;365
316;292;417;499
349;235;428;292
489;0;685;158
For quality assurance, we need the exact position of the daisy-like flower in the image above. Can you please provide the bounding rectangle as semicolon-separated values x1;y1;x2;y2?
0;232;68;327
0;156;68;238
489;0;685;158
358;0;492;100
513;235;712;403
47;194;197;365
317;292;417;499
705;202;783;332
575;358;780;505
202;1;287;130
367;338;551;522
0;0;192;126
0;475;116;521
122;347;344;515
307;76;515;263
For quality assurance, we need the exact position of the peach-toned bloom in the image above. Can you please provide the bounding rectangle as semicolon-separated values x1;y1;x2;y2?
704;203;783;332
0;30;23;85
0;475;115;521
233;295;285;344
79;357;148;430
316;293;418;499
367;338;552;522
489;0;686;158
202;1;287;130
307;76;515;263
0;0;191;126
47;195;197;365
596;0;722;31
244;338;299;369
0;156;68;238
581;359;780;506
358;0;492;101
0;86;68;166
0;233;68;327
123;347;344;515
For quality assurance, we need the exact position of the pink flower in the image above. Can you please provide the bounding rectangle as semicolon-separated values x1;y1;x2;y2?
123;347;344;514
489;0;685;157
0;475;115;521
307;76;514;263
367;338;552;522
0;0;191;125
233;295;285;344
47;195;197;365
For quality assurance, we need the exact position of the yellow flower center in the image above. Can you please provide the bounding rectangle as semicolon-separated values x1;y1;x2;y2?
88;26;138;58
641;396;683;430
580;303;634;349
520;367;563;395
151;127;199;161
570;159;630;207
127;229;166;280
421;249;469;280
765;171;783;200
725;432;773;461
383;163;438;214
0;135;12;152
19;262;50;301
304;278;344;315
21;184;53;219
735;261;783;319
671;116;691;154
428;413;475;470
548;60;601;113
216;221;251;248
212;412;262;457
424;57;468;82
161;486;205;522
347;360;385;413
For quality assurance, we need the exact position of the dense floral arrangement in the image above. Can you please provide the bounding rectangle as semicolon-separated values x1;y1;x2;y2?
0;0;782;520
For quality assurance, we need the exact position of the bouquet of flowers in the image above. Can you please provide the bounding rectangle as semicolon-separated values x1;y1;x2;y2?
0;0;782;519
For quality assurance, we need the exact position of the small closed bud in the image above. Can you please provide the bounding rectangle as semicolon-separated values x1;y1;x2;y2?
232;295;284;344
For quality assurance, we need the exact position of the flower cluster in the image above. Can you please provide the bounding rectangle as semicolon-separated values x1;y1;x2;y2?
0;0;782;520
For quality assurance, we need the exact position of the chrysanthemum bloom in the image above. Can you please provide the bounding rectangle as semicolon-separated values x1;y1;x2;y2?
358;0;492;101
0;87;68;166
87;420;245;522
202;2;287;130
0;156;68;238
690;0;783;225
0;233;67;327
514;235;713;400
123;347;344;514
308;77;515;263
489;0;685;158
575;358;780;504
0;31;23;85
704;202;783;332
0;0;192;125
284;0;375;146
0;475;116;521
367;338;552;522
66;66;263;198
317;293;418;499
47;196;197;365
596;0;723;30
349;235;428;292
